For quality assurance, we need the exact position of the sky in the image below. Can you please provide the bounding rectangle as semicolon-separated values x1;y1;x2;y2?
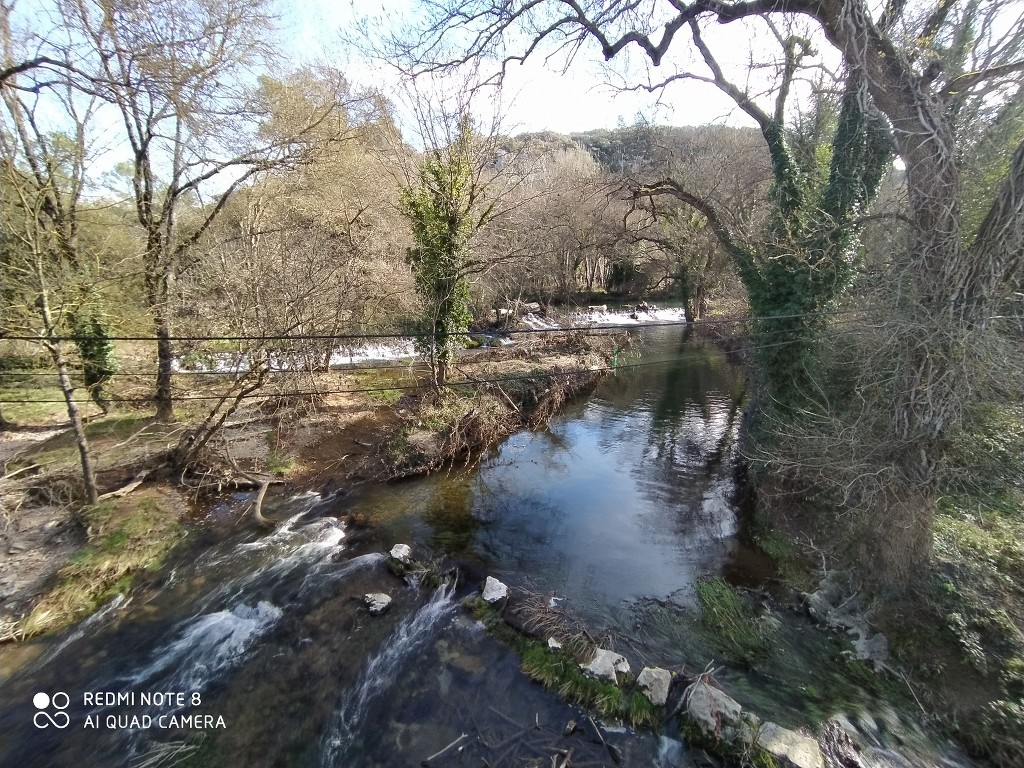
2;0;838;194
277;0;821;138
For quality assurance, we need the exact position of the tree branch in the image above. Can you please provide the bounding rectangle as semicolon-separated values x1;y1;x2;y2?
633;178;744;259
941;59;1024;98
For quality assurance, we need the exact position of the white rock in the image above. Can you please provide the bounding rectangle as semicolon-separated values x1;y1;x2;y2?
854;631;890;664
613;655;631;675
754;722;825;768
580;648;630;683
482;576;508;603
363;593;392;616
685;681;742;735
547;637;563;651
389;544;413;564
637;666;672;706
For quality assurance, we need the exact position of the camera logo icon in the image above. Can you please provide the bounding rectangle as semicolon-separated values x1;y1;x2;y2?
33;692;70;729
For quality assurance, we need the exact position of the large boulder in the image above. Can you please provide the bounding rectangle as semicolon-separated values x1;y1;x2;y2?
581;648;630;683
754;722;825;768
637;666;672;706
685;681;742;735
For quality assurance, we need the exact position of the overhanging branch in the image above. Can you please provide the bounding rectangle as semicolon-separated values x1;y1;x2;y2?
633;178;745;259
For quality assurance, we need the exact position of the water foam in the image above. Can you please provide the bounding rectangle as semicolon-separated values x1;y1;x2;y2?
320;585;456;766
124;600;283;692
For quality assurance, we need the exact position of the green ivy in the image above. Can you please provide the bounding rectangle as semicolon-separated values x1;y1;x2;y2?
69;305;117;414
400;117;484;387
736;73;892;414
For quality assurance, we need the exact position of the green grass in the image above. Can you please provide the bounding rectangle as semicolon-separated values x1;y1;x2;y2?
752;523;817;591
465;597;660;728
17;490;186;638
351;368;416;406
696;577;778;666
0;381;87;424
679;716;779;768
82;413;153;439
266;451;293;474
963;699;1024;768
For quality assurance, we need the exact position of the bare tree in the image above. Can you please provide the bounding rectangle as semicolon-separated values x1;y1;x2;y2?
58;0;352;421
0;0;99;503
168;68;404;469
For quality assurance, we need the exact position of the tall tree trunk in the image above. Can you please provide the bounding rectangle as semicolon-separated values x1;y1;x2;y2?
821;0;1021;578
154;308;174;422
146;248;175;422
37;283;98;506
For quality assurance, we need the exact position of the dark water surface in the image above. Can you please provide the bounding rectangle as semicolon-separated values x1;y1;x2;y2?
0;328;968;768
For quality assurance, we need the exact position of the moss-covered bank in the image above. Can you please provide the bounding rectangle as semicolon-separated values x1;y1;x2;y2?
11;487;186;640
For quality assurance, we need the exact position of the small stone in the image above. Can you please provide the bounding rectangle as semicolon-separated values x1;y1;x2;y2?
482;576;508;604
685;681;742;735
363;593;392;616
547;637;563;651
43;521;60;531
389;544;412;564
581;648;630;683
754;722;824;768
637;666;672;706
613;655;631;675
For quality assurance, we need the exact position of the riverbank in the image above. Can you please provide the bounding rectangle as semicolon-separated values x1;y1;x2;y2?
0;332;619;643
751;404;1024;768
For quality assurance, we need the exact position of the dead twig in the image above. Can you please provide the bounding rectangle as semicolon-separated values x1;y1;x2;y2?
421;732;469;766
97;468;154;501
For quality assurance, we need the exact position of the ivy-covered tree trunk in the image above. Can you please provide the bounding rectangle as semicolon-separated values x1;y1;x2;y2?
400;117;481;389
642;69;891;411
814;1;1024;579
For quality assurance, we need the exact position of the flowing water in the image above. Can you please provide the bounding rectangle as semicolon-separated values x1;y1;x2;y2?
0;325;973;768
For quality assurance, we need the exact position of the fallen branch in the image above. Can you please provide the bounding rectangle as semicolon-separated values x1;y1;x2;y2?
251;480;274;528
97;469;152;502
223;445;282;527
421;732;469;766
586;715;621;765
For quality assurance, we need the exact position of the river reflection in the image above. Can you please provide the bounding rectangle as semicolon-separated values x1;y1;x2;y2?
343;328;749;622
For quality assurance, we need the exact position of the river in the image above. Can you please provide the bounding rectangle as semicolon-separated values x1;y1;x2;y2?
0;326;972;768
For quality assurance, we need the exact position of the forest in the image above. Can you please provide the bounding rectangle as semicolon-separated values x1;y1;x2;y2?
1;0;1023;766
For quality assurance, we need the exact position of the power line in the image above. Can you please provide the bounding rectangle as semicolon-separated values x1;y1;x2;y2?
0;316;868;379
0;308;866;344
0;361;425;378
0;338;798;404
